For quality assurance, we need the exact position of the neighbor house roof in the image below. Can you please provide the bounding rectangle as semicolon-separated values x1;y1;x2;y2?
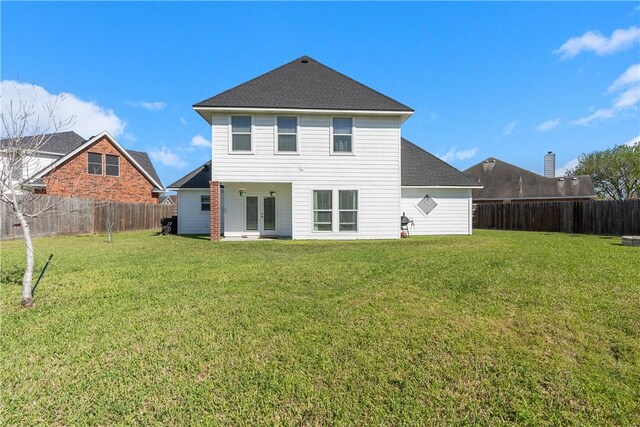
127;150;163;191
0;131;85;155
168;161;211;189
194;56;413;113
463;157;596;200
159;194;177;204
26;131;164;191
401;138;481;187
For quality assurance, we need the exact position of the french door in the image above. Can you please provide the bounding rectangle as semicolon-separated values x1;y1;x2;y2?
245;195;277;236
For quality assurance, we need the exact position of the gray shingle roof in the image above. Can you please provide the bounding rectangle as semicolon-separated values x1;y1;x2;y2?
1;131;85;154
168;161;211;189
194;56;413;112
463;157;596;200
127;150;163;190
401;138;481;187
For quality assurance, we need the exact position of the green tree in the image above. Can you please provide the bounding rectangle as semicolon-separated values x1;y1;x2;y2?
567;141;640;200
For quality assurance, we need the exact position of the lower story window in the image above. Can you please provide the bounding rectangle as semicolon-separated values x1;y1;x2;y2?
339;190;358;231
201;195;210;211
313;190;332;231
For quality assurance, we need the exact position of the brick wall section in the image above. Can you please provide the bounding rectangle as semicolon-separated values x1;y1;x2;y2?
43;136;159;204
210;180;221;241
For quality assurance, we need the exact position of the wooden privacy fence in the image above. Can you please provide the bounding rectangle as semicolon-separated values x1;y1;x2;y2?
474;199;640;236
1;196;175;240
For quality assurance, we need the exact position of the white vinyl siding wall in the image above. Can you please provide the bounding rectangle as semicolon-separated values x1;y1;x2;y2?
176;190;211;234
400;187;473;235
212;114;401;239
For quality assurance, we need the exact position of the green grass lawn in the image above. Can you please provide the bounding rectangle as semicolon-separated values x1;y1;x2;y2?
1;231;639;425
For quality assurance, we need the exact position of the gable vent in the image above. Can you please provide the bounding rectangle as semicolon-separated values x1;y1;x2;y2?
416;194;438;217
301;56;309;63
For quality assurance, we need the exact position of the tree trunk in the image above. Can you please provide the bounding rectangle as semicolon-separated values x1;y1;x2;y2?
17;211;35;308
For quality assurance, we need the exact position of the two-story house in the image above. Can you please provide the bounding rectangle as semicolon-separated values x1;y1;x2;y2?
169;56;480;239
1;131;164;203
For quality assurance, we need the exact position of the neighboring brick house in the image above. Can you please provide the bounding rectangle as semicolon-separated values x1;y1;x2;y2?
21;131;164;203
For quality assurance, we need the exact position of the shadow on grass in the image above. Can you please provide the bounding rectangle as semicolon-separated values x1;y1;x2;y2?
173;234;210;241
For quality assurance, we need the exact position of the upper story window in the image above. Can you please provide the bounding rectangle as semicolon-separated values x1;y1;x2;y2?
231;116;252;152
277;117;297;153
105;155;120;176
88;153;102;175
332;118;353;153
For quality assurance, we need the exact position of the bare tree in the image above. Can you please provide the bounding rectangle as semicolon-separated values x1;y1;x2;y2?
0;85;74;307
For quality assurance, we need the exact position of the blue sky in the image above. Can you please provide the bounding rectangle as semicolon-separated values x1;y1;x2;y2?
2;2;639;187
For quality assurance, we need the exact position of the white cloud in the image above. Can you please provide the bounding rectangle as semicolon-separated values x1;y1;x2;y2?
573;65;640;126
125;100;166;111
607;64;640;92
613;85;640;109
440;146;477;163
572;108;615;126
190;134;211;148
554;26;640;59
556;158;579;177
536;118;561;132
625;135;640;146
1;80;125;138
503;121;517;136
149;147;187;168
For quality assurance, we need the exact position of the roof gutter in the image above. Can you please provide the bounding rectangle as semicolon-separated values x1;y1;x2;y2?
402;185;484;189
193;106;414;124
474;195;596;201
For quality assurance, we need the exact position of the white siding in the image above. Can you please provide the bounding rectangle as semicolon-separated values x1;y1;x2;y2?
0;153;61;191
401;187;472;235
23;154;60;178
176;190;210;234
223;183;292;237
212;114;402;239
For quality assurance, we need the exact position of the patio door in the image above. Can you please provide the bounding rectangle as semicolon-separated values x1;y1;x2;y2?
245;195;277;236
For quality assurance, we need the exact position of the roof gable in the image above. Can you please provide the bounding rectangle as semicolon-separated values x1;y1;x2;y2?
127;149;163;190
194;56;413;113
27;132;164;190
401;138;481;187
463;158;596;200
168;161;211;189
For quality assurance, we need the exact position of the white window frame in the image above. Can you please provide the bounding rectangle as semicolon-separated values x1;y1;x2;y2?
228;115;254;154
330;117;355;155
274;116;300;155
105;154;120;177
338;190;358;232
312;189;333;232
